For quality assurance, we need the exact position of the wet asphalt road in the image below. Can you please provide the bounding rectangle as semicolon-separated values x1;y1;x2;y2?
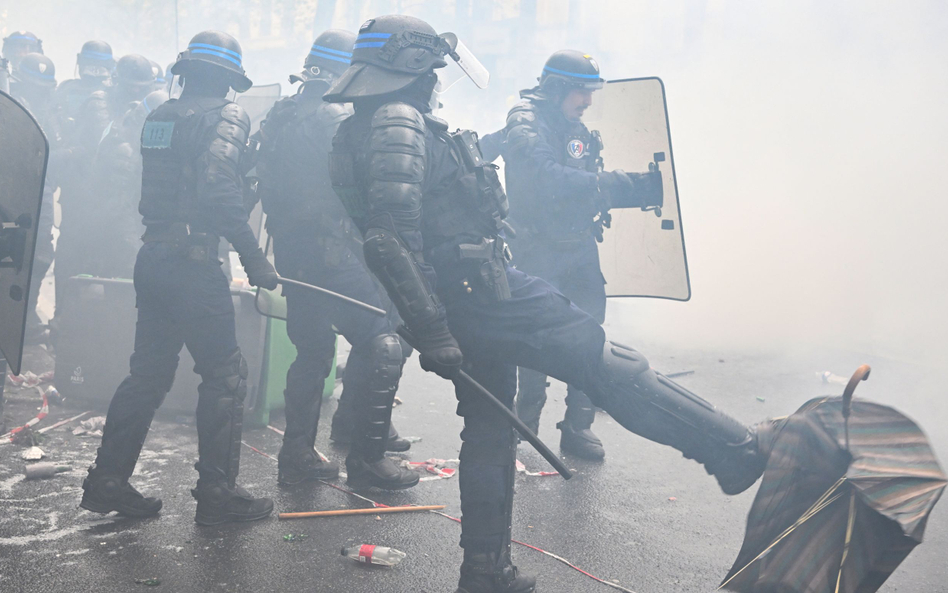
0;338;945;593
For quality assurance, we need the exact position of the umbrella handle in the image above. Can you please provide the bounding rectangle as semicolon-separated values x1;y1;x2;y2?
842;364;871;419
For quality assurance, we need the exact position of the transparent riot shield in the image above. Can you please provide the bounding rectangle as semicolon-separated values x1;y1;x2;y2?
0;90;49;374
583;77;690;300
236;83;282;134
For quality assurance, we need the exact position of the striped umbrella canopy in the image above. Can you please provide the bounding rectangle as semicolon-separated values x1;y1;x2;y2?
720;395;946;593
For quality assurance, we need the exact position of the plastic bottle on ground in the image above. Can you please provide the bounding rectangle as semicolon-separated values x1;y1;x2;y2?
341;545;406;567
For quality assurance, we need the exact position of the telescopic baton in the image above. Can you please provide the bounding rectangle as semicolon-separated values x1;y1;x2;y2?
276;276;387;317
397;326;572;480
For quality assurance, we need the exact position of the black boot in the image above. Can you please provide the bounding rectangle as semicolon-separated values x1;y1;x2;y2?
345;455;419;491
515;369;548;436
192;474;274;526
193;351;273;524
278;437;340;486
456;551;537;593
557;398;605;460
80;471;162;517
331;416;412;452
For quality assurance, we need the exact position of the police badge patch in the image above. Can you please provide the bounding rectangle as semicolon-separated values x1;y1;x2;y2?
567;138;585;159
141;121;174;149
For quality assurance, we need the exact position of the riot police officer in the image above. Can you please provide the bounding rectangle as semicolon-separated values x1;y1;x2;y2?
327;15;772;592
254;29;416;490
53;40;114;126
9;53;57;342
80;31;276;525
53;53;156;316
504;51;662;460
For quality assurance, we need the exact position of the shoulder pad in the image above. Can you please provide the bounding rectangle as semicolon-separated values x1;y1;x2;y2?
506;99;538;129
317;101;352;127
220;102;251;135
423;113;448;133
371;102;425;132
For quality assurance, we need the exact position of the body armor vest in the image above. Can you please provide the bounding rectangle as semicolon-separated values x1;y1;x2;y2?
257;95;351;235
139;96;244;229
504;95;603;239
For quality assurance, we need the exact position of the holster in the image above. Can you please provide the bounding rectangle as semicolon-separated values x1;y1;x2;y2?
456;237;511;301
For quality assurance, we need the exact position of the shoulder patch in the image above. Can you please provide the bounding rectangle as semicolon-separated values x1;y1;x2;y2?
141;121;174;149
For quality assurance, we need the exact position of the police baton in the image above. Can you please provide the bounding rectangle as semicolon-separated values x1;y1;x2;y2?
276;277;387;317
397;326;572;480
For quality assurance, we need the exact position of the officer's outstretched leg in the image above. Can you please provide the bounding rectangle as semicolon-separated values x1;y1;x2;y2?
344;334;418;490
81;306;180;518
190;340;273;525
456;356;535;593
277;284;339;485
448;268;769;496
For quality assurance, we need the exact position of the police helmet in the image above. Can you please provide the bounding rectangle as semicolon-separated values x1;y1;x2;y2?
77;40;115;79
171;31;252;93
13;52;56;88
2;31;43;66
114;54;157;89
291;29;356;84
148;60;166;85
324;15;449;102
538;50;604;96
141;89;170;114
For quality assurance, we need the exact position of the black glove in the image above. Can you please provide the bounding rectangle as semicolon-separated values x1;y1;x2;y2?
240;251;279;290
598;169;663;210
414;323;463;380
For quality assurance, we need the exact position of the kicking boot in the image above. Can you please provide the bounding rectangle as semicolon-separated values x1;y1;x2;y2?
331;420;412;453
277;437;340;486
80;473;162;518
191;480;274;526
456;551;537;593
345;455;419;491
706;419;779;495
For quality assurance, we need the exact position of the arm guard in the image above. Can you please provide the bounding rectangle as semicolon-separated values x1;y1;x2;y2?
362;102;441;331
199;102;259;257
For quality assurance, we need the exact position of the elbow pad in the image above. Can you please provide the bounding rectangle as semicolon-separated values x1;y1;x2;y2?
363;227;441;329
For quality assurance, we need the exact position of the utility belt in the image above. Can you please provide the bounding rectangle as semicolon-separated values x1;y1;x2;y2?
142;224;221;262
451;236;512;302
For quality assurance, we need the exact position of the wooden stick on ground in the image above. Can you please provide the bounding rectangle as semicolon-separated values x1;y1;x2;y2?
279;505;445;520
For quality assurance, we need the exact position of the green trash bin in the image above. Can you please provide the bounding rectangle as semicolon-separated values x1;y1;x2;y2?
246;287;336;427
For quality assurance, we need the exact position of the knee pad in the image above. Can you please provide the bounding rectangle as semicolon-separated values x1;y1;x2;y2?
368;333;403;391
204;349;248;401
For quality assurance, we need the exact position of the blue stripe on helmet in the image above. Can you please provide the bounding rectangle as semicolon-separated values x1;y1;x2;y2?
309;50;351;64
311;44;352;58
142;96;153;113
80;50;113;61
189;48;241;67
189;42;242;60
23;68;55;80
356;32;391;40
353;41;387;49
8;35;38;41
543;65;601;80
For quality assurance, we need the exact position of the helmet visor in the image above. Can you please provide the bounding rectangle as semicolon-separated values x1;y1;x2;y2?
440;33;489;89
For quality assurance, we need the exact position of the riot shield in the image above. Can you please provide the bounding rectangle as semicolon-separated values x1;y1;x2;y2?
584;77;691;300
0;90;48;374
236;83;282;134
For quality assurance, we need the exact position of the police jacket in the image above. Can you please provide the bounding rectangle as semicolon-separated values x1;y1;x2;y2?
138;95;259;258
503;88;603;241
255;83;352;237
330;97;508;332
